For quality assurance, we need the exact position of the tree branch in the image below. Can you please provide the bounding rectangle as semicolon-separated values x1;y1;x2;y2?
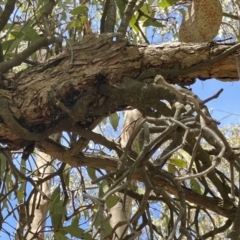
118;0;138;37
0;36;62;74
0;0;16;32
36;138;237;221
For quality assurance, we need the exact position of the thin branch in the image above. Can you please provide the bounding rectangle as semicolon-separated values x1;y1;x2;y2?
0;36;62;74
223;12;239;20
187;129;202;173
101;0;116;33
202;219;232;239
202;88;223;104
118;0;138;37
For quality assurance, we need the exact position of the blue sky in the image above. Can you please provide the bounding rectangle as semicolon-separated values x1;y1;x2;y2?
192;78;240;126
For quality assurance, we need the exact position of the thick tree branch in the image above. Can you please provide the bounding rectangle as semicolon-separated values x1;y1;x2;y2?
0;0;16;32
0;37;240;148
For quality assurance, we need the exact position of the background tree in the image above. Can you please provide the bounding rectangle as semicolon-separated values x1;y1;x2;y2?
0;0;240;239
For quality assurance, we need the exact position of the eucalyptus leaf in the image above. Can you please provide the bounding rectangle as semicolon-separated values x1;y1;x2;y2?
109;112;120;131
106;195;119;209
70;5;88;15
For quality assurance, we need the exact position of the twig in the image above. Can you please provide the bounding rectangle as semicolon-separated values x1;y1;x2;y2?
0;36;62;74
187;129;203;173
203;88;223;104
117;0;138;38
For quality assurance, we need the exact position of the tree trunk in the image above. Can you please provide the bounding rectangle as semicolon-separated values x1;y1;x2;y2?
109;109;142;239
25;134;60;240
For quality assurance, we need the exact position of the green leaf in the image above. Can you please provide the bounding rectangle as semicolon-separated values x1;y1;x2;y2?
169;158;187;168
116;0;126;17
87;167;96;181
129;15;139;33
17;182;26;203
1;40;15;52
190;179;202;194
3;19;37;57
70;5;88;15
69;19;82;28
49;185;61;210
103;221;112;235
101;179;109;193
84;233;92;240
51;212;62;230
142;18;165;28
51;185;61;202
7;33;25;53
158;0;177;8
23;27;41;42
54;204;67;215
71;214;80;226
106;195;119;209
93;212;100;228
53;232;68;240
61;225;84;238
51;201;65;230
109;112;120;131
63;164;70;186
20;158;26;177
168;163;177;175
140;4;154;17
0;154;7;179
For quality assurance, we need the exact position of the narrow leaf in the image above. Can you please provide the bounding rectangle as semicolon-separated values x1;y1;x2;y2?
109;112;120;131
61;225;84;238
143;18;165;28
106;195;119;209
170;158;187;168
70;5;88;15
190;179;202;194
158;0;177;8
53;232;68;240
87;167;96;181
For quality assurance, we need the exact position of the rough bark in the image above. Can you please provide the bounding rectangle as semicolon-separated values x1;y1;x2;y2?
1;35;240;149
